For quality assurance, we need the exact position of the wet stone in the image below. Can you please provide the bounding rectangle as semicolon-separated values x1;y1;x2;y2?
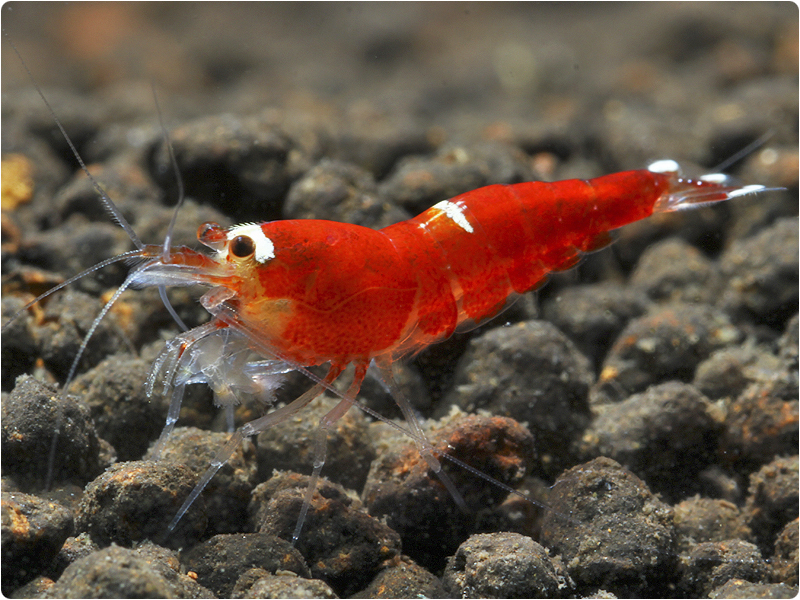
541;282;649;369
363;413;535;572
250;472;400;597
778;314;798;366
48;155;161;231
722;378;799;471
182;532;310;598
629;237;724;304
16;203;130;278
136;540;216;599
46;531;98;581
330;110;433;179
151;113;299;223
592;303;743;404
719;217;799;328
1;492;74;594
284;158;409;228
76;460;207;550
9;575;55;598
229;567;271;597
673;497;753;555
693;342;788;402
1;93;72;214
708;579;798;599
256;394;376;495
442;532;573;599
353;556;447;599
678;539;772;597
579;381;722;502
744;456;799;552
144;426;258;537
437;320;593;478
772;518;799;587
2;376;104;490
379;141;534;214
235;572;339;599
71;355;164;462
20;217;130;292
43;543;214;599
539;457;676;597
34;289;127;381
1;296;37;391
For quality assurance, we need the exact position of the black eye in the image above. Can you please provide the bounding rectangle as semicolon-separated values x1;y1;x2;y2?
230;235;256;258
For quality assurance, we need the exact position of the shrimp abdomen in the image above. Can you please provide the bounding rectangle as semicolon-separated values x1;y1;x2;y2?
382;167;756;350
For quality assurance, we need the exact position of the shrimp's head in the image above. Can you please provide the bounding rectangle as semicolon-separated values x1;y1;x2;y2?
190;219;418;364
129;221;280;309
133;219;417;364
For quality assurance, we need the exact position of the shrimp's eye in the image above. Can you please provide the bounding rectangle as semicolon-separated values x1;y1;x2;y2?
230;235;256;258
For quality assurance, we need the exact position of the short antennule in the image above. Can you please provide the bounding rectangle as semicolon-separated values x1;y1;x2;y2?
648;159;775;214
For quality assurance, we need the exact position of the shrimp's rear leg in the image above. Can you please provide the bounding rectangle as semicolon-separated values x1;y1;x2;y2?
292;362;369;543
372;357;467;510
167;363;346;532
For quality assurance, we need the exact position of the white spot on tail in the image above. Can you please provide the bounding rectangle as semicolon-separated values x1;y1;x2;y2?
699;173;729;184
727;184;766;198
648;159;680;174
433;200;474;233
227;224;275;263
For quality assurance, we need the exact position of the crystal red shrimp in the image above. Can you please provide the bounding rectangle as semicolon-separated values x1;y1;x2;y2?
125;160;769;538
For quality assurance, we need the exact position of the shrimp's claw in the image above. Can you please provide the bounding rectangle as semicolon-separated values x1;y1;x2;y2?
148;323;292;459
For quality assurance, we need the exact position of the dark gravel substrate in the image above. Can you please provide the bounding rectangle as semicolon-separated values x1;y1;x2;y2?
2;3;798;598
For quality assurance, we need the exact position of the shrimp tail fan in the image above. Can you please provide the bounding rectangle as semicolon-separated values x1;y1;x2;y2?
648;159;779;214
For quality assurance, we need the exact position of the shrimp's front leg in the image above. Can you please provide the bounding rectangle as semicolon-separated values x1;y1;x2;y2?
147;320;290;459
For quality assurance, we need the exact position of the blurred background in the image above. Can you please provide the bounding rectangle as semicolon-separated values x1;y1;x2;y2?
3;2;797;168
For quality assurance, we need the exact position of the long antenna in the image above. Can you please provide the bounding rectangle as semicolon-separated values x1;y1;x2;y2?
4;32;145;251
151;82;190;332
711;130;775;173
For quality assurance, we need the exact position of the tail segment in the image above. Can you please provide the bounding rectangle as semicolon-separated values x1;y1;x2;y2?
648;159;772;214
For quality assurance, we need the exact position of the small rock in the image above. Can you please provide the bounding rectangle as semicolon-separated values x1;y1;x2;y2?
1;492;74;593
539;457;675;596
679;539;772;597
250;473;400;596
673;496;753;554
744;456;799;551
437;320;593;478
76;461;207;550
182;533;310;598
353;556;446;599
442;532;573;598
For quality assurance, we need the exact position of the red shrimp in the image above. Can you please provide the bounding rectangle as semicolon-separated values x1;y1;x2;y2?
124;159;769;538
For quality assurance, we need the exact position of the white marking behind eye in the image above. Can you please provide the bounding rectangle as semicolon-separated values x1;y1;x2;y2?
433;200;474;233
227;224;275;263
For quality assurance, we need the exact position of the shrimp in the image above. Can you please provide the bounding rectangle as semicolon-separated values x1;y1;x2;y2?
111;159;771;540
2;35;776;552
